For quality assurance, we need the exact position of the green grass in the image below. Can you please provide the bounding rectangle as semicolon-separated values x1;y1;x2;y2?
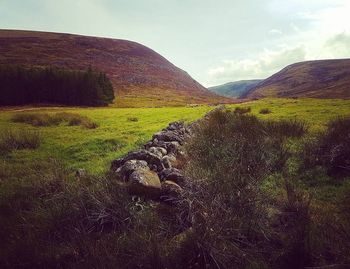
0;98;349;268
0;98;349;177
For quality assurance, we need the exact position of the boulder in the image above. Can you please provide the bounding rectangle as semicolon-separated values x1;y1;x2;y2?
160;180;183;201
153;131;184;144
165;141;181;154
111;150;164;172
162;154;177;169
128;167;161;198
116;160;148;181
159;168;186;185
148;146;167;158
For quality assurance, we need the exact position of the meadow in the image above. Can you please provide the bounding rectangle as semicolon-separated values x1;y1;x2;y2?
1;98;350;268
0;98;349;178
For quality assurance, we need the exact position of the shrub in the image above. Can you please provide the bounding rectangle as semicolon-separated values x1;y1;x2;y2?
259;108;271;114
234;106;251;114
0;128;41;152
180;109;289;267
303;117;350;177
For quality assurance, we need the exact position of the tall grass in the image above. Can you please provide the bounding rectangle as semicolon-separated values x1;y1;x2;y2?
12;112;99;129
0;128;41;153
303;117;350;177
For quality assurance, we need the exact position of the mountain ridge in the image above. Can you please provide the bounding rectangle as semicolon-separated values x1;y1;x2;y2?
208;79;262;98
242;59;350;99
0;29;232;107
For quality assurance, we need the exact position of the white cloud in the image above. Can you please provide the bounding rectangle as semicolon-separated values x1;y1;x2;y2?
206;46;306;86
268;29;283;36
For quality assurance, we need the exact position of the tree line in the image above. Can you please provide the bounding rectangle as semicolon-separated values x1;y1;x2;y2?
0;65;115;106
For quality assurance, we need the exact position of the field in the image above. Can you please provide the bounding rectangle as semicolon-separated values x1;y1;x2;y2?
0;98;349;178
1;97;350;268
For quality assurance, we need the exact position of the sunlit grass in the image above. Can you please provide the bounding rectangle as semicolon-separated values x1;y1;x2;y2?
0;98;349;176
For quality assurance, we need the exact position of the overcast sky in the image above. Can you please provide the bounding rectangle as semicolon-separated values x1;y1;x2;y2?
1;0;350;86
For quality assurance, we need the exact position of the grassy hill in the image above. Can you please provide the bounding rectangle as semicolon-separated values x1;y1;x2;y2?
208;79;262;98
0;29;231;107
242;59;350;99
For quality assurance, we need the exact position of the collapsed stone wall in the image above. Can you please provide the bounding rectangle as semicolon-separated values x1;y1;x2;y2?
110;121;193;201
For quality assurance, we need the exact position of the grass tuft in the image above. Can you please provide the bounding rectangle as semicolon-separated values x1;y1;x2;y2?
259;108;272;114
12;112;99;129
234;106;251;114
0;128;41;153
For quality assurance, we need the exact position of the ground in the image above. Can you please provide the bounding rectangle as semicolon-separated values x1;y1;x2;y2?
0;98;349;178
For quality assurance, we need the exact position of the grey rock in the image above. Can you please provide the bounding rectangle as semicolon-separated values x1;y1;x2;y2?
128;167;161;198
162;154;177;169
159;168;186;185
116;160;148;181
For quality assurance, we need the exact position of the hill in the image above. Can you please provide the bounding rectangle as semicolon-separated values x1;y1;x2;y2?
208;80;262;98
242;59;350;99
0;29;231;107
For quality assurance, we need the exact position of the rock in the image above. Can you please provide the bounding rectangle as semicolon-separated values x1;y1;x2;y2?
148;146;167;158
116;160;148;181
162;154;177;169
128;167;161;198
165;141;181;154
153;131;184;144
111;150;164;172
159;168;186;185
110;157;124;172
160;180;183;201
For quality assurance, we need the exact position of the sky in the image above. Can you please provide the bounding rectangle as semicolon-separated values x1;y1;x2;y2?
1;0;350;87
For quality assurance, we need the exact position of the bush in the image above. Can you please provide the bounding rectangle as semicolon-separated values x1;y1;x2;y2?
234;106;251;114
303;117;350;177
259;108;271;114
12;112;99;129
180;108;290;267
0;128;41;153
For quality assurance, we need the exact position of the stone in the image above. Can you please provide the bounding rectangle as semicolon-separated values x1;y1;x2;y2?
116;160;148;181
160;180;183;200
159;168;186;185
111;150;164;172
110;157;124;172
148;146;167;158
162;154;177;169
165;141;181;154
128;167;161;198
152;131;184;144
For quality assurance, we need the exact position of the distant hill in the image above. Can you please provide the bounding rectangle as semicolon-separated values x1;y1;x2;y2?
0;29;232;107
242;59;350;99
208;80;262;98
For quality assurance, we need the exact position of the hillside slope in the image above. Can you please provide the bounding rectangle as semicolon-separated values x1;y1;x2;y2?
242;59;350;99
209;80;262;98
0;29;231;107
